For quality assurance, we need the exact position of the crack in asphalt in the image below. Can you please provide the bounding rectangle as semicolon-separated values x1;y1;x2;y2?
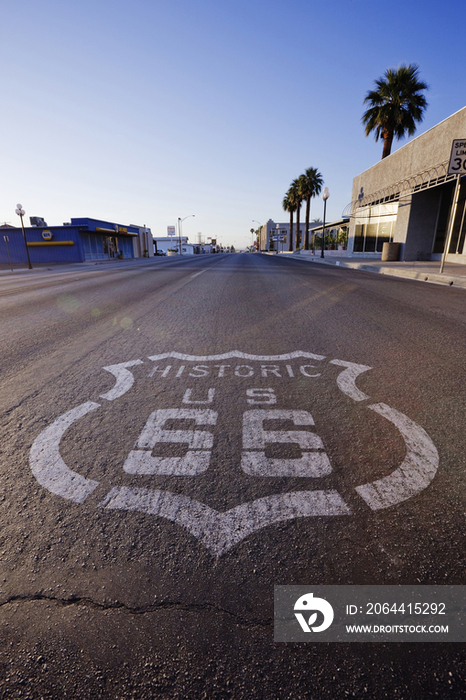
0;593;271;628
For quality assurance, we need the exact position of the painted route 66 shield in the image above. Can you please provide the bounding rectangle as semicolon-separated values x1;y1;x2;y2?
30;351;438;556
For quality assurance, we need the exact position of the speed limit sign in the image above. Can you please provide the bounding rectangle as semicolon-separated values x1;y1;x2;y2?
448;139;466;175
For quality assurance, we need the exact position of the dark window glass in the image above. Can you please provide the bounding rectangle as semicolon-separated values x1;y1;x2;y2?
450;178;466;253
457;186;466;254
353;224;364;252
433;181;455;254
376;220;393;252
364;223;377;252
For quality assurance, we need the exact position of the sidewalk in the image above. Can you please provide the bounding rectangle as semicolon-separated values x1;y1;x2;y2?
286;251;466;290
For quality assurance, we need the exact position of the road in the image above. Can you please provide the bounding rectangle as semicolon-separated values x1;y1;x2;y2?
1;253;466;698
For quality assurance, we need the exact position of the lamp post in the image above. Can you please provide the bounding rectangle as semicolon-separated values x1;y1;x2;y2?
321;187;330;259
178;214;195;255
15;204;33;269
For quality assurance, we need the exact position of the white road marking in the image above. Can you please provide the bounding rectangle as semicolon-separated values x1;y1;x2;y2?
149;365;172;378
99;360;143;400
241;409;331;476
134;408;217;450
29;402;101;503
355;402;439;509
182;388;216;404
190;269;208;279
241;451;332;477
330;359;372;401
99;486;351;556
28;350;440;555
242;409;321;449
123;408;217;475
246;388;277;405
124;449;212;476
299;366;321;377
148;351;326;362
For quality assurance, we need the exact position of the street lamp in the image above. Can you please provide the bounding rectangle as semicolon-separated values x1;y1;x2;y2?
321;187;330;259
275;223;280;254
178;214;195;255
15;203;33;269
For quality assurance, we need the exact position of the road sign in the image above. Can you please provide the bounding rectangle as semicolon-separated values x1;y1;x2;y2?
167;226;176;236
441;140;466;273
448;139;466;175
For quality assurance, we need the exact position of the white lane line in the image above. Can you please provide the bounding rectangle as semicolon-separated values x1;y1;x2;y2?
30;402;101;503
147;351;326;362
100;487;351;556
330;359;372;401
190;269;208;279
355;402;439;509
99;360;143;401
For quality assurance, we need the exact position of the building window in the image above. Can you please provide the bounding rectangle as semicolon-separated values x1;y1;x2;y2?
353;225;365;252
364;223;377;252
433;182;455;254
433;177;466;255
376;220;393;252
353;203;397;253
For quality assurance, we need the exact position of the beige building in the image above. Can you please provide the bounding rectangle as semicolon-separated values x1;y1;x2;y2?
348;106;466;262
258;219;321;252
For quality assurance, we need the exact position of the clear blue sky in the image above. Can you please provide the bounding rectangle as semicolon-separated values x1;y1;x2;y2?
2;0;465;248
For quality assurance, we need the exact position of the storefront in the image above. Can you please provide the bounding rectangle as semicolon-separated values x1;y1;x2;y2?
0;217;144;265
348;107;466;262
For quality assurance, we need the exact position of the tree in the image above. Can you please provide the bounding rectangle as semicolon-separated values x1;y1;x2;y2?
290;177;305;249
282;191;296;252
250;226;260;249
362;63;428;159
300;167;323;249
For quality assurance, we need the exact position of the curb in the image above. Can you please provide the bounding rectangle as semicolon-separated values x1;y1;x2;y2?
287;254;466;290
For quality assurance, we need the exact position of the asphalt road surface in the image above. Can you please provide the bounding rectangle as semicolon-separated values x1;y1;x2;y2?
1;253;466;699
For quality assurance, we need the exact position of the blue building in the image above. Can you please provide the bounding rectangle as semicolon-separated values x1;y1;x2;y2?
0;217;147;265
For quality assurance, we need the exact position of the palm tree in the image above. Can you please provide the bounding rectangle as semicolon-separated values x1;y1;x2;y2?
290;177;306;250
362;63;428;159
300;167;323;249
282;191;296;252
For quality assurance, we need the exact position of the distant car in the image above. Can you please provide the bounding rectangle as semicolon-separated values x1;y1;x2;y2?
154;250;166;256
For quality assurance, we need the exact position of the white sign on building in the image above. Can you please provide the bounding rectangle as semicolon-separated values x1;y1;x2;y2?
448;139;466;175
